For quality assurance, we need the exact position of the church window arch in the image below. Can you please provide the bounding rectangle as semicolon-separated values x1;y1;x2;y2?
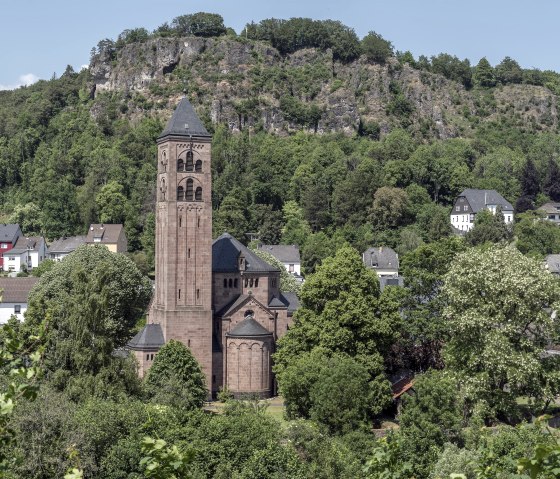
228;278;233;288
195;160;202;172
160;178;166;201
234;278;238;288
185;179;194;201
244;278;248;287
186;151;194;172
177;186;185;201
195;187;202;201
249;278;254;287
177;158;184;172
223;278;227;288
255;278;259;287
245;310;254;318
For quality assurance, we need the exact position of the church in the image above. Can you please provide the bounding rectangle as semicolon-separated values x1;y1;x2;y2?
128;98;298;398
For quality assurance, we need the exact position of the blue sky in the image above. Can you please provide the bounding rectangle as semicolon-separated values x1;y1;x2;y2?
1;0;558;89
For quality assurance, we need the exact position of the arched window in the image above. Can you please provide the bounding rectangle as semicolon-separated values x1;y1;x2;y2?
160;178;166;201
195;160;202;172
177;186;184;201
244;310;254;318
223;278;227;288
228;278;233;288
177;159;184;171
255;278;259;287
186;151;194;172
244;278;248;287
195;187;202;201
234;278;238;288
249;278;254;287
186;179;194;201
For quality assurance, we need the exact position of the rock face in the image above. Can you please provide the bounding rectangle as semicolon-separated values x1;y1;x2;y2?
89;36;559;138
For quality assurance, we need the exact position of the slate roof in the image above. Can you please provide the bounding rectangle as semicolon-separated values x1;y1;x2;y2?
48;235;87;254
458;189;513;213
127;324;165;351
215;294;253;317
212;233;279;274
86;224;124;244
363;246;399;270
257;244;301;263
226;316;272;338
546;254;560;274
158;97;211;140
0;224;21;245
268;296;286;308
539;202;560;214
13;236;43;250
280;292;300;313
0;277;39;303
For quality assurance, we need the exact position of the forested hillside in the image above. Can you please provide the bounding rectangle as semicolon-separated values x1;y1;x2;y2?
2;12;560;272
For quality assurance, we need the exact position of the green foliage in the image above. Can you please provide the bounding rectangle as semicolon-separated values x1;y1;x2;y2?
464;207;513;246
95;181;127;224
24;245;151;398
140;436;194;479
250;246;301;293
364;435;412;479
245;18;360;62
361;32;393;63
171;12;227;38
443;245;560;420
515;210;560;256
473;58;496;87
398;370;463;477
8;203;43;235
30;258;55;277
430;53;472;88
370;186;411;229
275;246;399;424
144;340;207;410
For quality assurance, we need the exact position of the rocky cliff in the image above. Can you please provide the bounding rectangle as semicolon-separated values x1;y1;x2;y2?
89;36;559;139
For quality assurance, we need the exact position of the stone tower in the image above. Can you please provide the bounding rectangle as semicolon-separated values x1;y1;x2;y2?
147;97;213;387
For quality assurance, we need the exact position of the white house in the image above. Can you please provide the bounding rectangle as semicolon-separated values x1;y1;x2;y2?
539;203;560;224
0;277;38;324
450;189;514;233
2;236;47;272
257;244;302;276
48;235;87;261
363;246;404;290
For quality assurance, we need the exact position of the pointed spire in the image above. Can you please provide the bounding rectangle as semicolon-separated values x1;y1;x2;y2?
158;97;211;140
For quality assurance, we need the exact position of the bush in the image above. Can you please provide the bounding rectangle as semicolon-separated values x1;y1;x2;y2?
144;340;207;410
361;31;393;63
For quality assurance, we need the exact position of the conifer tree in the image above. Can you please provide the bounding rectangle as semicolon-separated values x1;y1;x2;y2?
544;159;560;202
521;158;540;199
473;57;496;87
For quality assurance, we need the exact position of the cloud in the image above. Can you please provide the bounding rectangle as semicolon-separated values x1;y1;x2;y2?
0;73;40;91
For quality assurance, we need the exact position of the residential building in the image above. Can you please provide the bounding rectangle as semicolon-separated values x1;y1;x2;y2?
362;246;404;289
2;236;47;272
48;235;87;261
86;224;127;253
450;189;514;232
546;254;560;276
256;244;301;275
0;224;22;270
539;202;560;224
128;98;299;398
0;277;38;324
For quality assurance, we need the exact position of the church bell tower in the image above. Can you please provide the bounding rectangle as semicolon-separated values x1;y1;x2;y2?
147;97;213;387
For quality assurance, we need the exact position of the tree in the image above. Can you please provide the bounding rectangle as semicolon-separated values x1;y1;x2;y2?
442;245;560;420
473;57;496;87
144;340;207;410
361;32;393;63
24;245;151;397
275;247;400;417
171;12;227;37
95;181;127;224
280;200;312;248
515;210;560;256
369;187;411;230
521;158;541;200
8;202;43;235
398;370;463;478
543;158;560;201
398;237;466;371
495;56;523;85
464;207;513;246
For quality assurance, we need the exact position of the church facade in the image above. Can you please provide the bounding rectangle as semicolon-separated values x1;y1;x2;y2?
128;99;297;398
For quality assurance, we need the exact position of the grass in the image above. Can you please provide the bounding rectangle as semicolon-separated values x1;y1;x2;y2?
204;395;288;426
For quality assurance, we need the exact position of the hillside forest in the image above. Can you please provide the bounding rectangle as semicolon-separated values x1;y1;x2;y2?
3;11;560;479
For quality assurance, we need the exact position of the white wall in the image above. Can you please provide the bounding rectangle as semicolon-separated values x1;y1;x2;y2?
450;210;513;232
2;254;22;272
282;261;301;276
376;268;399;278
0;303;27;324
